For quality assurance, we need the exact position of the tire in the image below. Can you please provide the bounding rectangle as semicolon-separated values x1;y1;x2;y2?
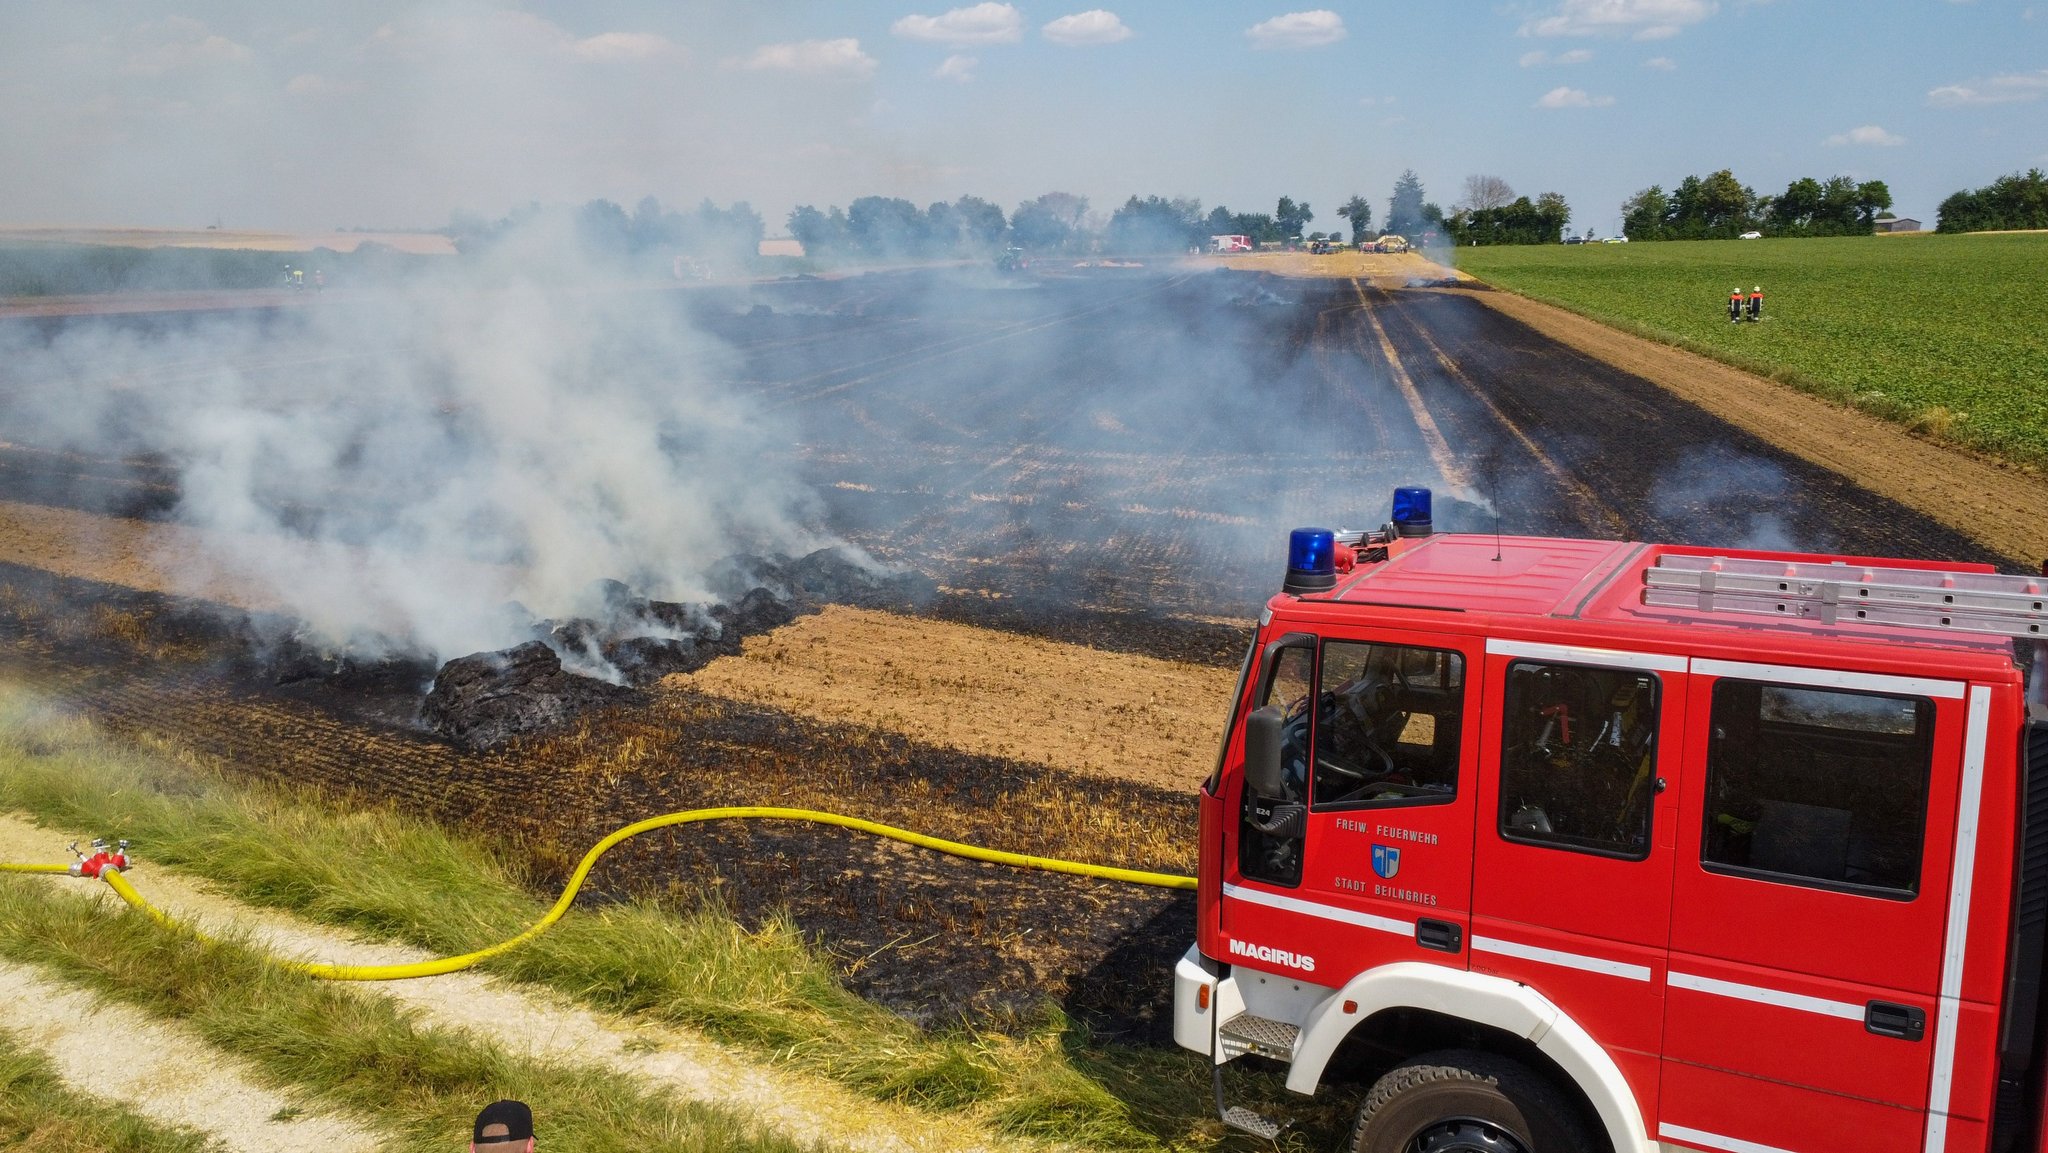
1347;1049;1594;1153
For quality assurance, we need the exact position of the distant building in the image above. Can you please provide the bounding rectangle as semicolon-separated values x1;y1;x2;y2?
758;237;805;258
1874;217;1922;233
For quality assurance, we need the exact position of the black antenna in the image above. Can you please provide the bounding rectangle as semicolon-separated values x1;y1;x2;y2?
1479;447;1503;561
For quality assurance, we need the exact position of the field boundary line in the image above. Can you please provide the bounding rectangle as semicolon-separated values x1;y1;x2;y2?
1348;279;1473;496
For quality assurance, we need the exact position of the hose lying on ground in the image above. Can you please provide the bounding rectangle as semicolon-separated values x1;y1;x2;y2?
1;805;1195;981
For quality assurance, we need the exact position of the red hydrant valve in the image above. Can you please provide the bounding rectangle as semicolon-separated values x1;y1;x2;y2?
67;837;130;879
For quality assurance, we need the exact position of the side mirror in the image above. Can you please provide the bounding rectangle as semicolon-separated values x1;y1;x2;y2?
1244;705;1286;798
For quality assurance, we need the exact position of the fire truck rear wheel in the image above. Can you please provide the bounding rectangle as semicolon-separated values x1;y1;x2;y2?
1347;1050;1592;1153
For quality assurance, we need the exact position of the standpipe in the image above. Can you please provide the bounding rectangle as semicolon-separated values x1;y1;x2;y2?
1;806;1195;982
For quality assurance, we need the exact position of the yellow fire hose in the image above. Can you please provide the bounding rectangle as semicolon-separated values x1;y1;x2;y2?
1;805;1194;982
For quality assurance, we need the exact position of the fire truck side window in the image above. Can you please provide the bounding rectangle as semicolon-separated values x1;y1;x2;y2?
1701;681;1934;897
1237;643;1315;886
1498;662;1661;859
1312;641;1464;810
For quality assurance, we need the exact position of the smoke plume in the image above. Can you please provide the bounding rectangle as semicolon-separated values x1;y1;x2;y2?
0;214;827;663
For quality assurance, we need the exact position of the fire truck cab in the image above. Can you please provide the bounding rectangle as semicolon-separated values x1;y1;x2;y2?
1178;487;2048;1153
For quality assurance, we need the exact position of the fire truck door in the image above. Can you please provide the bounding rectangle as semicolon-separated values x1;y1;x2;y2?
1221;629;1482;983
1470;642;1687;1122
1661;664;1964;1153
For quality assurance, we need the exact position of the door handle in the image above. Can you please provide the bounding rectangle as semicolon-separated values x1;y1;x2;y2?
1865;1000;1926;1041
1415;918;1463;954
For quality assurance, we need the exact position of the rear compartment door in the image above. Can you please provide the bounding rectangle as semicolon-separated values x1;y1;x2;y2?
1470;638;1688;1126
1660;660;1968;1153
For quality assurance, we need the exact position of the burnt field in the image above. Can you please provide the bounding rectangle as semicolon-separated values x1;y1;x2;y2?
0;266;2017;1040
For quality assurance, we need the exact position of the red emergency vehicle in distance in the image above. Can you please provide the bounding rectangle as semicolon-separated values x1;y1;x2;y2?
1178;486;2048;1153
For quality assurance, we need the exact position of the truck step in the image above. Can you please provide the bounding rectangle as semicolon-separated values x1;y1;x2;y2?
1220;1105;1283;1140
1213;1065;1286;1139
1218;1012;1300;1060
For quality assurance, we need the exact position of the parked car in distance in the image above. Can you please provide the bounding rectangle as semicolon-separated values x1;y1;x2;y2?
1602;235;1629;243
1739;231;1763;240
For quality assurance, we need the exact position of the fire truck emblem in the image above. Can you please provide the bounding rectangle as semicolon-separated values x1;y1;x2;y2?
1371;844;1401;879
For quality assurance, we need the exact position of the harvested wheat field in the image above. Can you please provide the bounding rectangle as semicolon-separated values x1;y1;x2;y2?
676;605;1238;790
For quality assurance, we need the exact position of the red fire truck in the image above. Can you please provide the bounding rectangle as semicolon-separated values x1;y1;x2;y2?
1176;486;2048;1153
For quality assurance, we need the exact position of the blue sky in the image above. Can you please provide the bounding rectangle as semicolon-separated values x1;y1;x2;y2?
1;1;2042;235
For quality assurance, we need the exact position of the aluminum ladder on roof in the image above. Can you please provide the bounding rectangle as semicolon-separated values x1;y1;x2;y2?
1641;554;2048;640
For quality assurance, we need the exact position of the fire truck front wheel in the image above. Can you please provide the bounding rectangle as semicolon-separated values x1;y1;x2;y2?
1347;1050;1593;1153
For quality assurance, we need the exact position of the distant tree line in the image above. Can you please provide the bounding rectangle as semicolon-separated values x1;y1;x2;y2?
1099;196;1318;253
1936;170;2048;233
1437;174;1570;245
786;192;1340;258
449;196;765;266
787;194;1022;260
1384;170;1444;239
786;170;1569;260
1621;170;1892;240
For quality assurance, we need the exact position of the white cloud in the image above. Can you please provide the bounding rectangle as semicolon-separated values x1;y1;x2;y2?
1825;124;1906;147
934;53;978;81
285;73;334;95
1643;55;1677;70
572;32;675;62
1524;47;1594;64
1522;0;1717;38
1536;85;1615;108
124;17;251;75
739;38;878;78
1043;10;1134;45
1928;69;2048;106
1246;10;1348;49
892;3;1024;45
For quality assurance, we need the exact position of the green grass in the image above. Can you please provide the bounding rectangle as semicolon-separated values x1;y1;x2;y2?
0;877;818;1153
0;1028;219;1153
1455;233;2048;469
0;687;1341;1151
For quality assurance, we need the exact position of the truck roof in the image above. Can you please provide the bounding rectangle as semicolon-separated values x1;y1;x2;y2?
1296;532;2025;674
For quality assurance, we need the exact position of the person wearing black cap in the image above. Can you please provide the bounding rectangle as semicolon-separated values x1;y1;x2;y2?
472;1100;534;1153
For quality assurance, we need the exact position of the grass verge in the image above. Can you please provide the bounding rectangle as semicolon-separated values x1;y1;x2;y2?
0;1027;218;1153
0;874;818;1153
0;686;1342;1150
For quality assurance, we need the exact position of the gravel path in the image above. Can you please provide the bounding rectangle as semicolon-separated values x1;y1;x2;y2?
0;959;381;1153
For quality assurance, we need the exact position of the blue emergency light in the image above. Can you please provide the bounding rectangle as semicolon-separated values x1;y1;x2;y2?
1392;486;1433;538
1285;527;1338;594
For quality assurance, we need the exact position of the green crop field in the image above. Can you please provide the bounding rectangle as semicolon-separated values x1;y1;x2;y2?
1454;233;2048;469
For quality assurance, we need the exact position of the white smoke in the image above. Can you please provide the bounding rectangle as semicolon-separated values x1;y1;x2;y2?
6;214;825;661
